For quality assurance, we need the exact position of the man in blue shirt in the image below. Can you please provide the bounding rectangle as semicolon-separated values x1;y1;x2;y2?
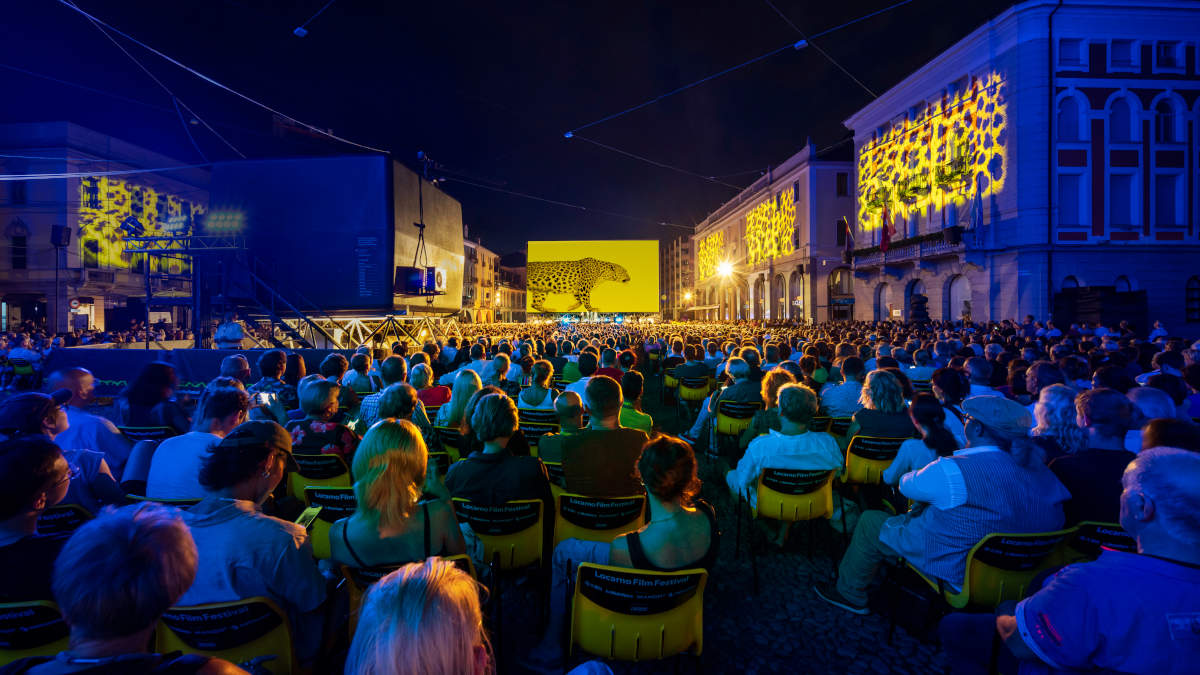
942;446;1200;674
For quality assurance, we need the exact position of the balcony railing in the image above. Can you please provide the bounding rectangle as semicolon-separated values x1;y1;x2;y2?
852;229;964;267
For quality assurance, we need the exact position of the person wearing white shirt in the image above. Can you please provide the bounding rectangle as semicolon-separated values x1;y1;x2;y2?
437;343;490;386
47;368;133;478
147;385;248;499
965;357;1002;397
726;384;842;546
881;394;960;486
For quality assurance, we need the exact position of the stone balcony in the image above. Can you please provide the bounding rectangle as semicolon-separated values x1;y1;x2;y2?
851;228;965;269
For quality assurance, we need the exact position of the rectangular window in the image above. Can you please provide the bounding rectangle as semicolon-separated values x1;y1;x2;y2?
1059;38;1083;66
1155;174;1181;226
10;181;27;205
1155;41;1180;68
836;220;846;246
11;235;27;269
1109;174;1134;228
1058;174;1081;227
836;172;849;197
82;239;99;268
1111;39;1135;68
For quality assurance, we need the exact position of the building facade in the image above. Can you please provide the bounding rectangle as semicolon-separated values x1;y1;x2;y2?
461;234;499;323
691;141;854;323
0;122;209;333
497;264;526;323
844;0;1200;330
661;235;693;320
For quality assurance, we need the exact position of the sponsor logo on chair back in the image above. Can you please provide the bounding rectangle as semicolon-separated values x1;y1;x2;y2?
161;600;283;652
0;602;69;652
452;500;540;535
761;469;833;495
293;454;346;479
973;532;1067;571
303;487;356;522
577;565;704;616
36;505;91;540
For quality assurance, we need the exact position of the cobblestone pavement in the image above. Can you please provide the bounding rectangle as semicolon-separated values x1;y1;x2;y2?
504;372;949;675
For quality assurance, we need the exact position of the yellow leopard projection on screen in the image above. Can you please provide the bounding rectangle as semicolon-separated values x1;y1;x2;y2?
77;176;206;273
697;231;724;280
745;188;795;265
857;71;1008;230
526;240;658;313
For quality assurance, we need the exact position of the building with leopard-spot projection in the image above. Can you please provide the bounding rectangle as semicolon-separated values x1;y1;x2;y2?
843;0;1200;333
690;141;854;323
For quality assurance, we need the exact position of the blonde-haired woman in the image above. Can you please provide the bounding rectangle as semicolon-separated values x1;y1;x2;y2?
847;369;917;439
1031;383;1086;463
344;558;490;675
435;369;482;427
739;368;797;449
329;419;465;569
482;353;521;399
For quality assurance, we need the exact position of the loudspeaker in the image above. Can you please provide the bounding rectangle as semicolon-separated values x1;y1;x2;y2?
50;224;71;248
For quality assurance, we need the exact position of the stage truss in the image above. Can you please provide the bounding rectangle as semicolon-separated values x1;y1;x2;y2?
270;315;466;350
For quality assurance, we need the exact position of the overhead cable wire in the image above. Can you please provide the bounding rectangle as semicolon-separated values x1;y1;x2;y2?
54;0;389;155
65;0;243;159
763;0;880;99
563;0;910;135
438;176;694;231
294;0;339;35
0;152;113;162
570;135;747;190
0;163;212;181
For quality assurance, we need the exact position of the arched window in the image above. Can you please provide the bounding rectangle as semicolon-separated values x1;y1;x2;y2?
1114;275;1132;293
1154;99;1177;143
1109;97;1134;143
1057;96;1080;142
1062;275;1080;289
1187;277;1200;323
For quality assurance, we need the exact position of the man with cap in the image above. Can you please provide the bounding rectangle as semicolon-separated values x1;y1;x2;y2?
180;420;325;665
0;390;124;514
815;395;1069;615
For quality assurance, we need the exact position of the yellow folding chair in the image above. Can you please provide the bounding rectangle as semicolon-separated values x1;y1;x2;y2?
340;554;479;636
1053;521;1135;566
842;436;908;485
302;486;357;560
0;601;70;666
737;469;836;593
553;493;646;546
714;400;760;459
35;504;92;540
434;425;464;461
451;498;544;571
568;563;706;665
286;453;351;497
907;529;1074;610
677;377;709;426
809;416;833;433
156;597;294;675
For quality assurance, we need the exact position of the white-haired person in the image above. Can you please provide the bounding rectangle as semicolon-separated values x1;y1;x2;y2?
726;383;842;546
681;357;761;446
815;396;1069;615
2;504;247;674
329;419;464;569
286;375;359;460
942;447;1200;674
845;370;917;441
1029;383;1087;464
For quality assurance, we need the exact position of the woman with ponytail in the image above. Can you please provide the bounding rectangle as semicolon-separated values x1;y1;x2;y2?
330;419;465;569
882;393;960;485
930;366;971;447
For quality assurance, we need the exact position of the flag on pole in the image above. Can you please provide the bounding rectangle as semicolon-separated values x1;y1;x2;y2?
841;217;854;259
880;204;895;252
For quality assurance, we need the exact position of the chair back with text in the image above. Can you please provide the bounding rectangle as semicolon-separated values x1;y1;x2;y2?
125;495;202;510
35;504;92;540
662;367;679;391
0;601;70;666
156;597;294;675
118;426;177;444
1057;521;1136;564
517;409;560;450
303;486;357;560
434;425;465;458
826;417;854;438
809;416;832;433
911;380;933;394
678;378;709;403
422;405;442;421
287;453;351;496
554;493;646;546
570;563;706;662
452;498;544;570
917;529;1073;610
753;469;835;521
340;555;477;635
715;401;760;436
843;436;907;485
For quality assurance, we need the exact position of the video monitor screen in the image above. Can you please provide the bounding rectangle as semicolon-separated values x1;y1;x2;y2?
527;240;659;313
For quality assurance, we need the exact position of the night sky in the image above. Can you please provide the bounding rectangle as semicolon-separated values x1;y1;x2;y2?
4;0;1014;255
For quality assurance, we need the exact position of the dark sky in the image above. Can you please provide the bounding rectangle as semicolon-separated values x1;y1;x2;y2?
4;0;1014;255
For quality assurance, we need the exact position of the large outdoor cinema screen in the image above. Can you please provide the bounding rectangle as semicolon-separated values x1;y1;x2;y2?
526;240;659;314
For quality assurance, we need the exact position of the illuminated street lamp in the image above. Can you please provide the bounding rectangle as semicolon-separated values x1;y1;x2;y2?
683;291;693;302
717;261;734;278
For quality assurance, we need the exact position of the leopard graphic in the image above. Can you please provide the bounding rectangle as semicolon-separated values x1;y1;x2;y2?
527;257;631;312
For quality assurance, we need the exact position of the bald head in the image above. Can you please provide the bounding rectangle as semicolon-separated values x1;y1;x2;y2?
554;391;584;430
49;367;94;406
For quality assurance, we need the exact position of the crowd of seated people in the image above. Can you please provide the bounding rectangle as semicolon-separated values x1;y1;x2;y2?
1;317;1198;673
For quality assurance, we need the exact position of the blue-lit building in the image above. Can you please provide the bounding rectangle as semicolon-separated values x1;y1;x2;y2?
843;0;1200;332
0;121;209;333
